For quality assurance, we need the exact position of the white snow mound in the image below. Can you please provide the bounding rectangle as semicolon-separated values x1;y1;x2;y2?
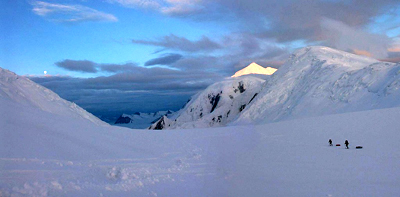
0;67;107;126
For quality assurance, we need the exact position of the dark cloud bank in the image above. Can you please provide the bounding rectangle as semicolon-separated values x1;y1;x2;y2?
31;58;225;122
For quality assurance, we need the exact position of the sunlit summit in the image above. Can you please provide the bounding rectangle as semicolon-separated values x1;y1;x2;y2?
231;62;277;77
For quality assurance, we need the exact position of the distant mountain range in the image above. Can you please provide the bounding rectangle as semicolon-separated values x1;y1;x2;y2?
114;110;174;129
150;46;400;129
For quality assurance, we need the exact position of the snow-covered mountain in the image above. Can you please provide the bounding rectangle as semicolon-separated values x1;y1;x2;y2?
151;46;400;129
234;46;400;125
149;76;266;129
114;110;174;129
231;62;277;77
0;67;107;126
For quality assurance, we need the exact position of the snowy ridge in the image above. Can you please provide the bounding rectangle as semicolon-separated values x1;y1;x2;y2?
0;67;107;126
149;76;266;129
114;110;174;129
231;62;277;77
234;46;400;125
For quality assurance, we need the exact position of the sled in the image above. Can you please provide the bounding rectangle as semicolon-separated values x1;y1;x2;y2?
356;146;363;149
335;144;341;146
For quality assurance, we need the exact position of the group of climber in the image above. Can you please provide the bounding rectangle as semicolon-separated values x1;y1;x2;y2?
329;139;350;149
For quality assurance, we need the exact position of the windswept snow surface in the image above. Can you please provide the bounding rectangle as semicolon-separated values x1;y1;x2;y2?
1;94;400;196
234;46;400;125
0;68;106;126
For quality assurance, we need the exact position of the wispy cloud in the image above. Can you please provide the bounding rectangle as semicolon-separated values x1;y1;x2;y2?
320;18;391;59
56;59;141;73
107;0;204;15
144;53;183;66
132;34;221;52
56;59;98;73
31;1;118;23
100;63;138;73
105;0;161;9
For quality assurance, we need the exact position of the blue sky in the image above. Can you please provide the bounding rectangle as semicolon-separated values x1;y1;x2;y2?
1;1;228;77
1;0;400;121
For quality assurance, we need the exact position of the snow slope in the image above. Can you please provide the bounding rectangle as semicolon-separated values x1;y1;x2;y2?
231;62;277;77
114;111;174;129
1;93;400;196
0;67;107;126
234;46;400;125
149;75;266;129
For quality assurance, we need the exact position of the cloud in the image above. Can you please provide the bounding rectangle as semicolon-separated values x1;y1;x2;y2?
119;0;400;54
55;59;98;73
208;0;399;41
52;58;224;90
144;53;183;66
107;0;204;16
320;18;391;58
31;1;118;23
132;34;221;52
352;49;373;57
161;0;204;16
105;0;161;9
379;57;400;63
379;51;400;63
31;58;227;119
388;47;400;52
29;75;195;119
55;60;141;73
100;63;138;73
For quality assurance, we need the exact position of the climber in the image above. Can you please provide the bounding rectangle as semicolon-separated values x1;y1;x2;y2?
344;140;349;149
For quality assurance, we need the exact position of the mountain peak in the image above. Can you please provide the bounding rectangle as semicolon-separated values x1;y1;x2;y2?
231;62;277;77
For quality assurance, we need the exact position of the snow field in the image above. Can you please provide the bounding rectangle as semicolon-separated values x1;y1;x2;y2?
1;98;399;196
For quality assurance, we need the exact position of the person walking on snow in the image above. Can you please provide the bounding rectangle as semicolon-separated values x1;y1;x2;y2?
345;140;349;149
329;139;333;146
